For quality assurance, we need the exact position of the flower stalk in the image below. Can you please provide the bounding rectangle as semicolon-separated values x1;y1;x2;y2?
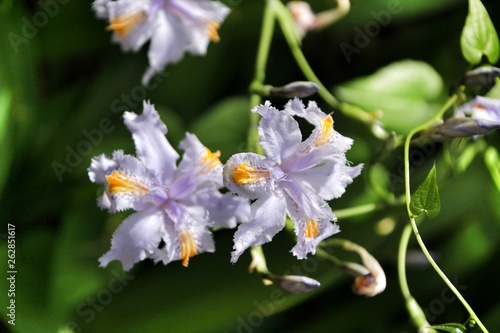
402;94;489;332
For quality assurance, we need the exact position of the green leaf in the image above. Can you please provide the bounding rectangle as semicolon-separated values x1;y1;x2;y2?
0;89;12;194
429;322;467;333
334;60;445;134
368;163;395;202
486;77;500;98
460;0;500;65
410;164;441;218
484;147;500;192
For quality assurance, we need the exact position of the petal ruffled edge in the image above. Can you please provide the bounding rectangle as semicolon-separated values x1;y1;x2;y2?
99;207;166;271
231;194;287;263
252;101;302;164
291;218;340;259
123;101;179;184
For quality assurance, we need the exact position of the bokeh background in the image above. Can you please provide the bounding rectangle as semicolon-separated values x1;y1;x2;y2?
1;0;500;332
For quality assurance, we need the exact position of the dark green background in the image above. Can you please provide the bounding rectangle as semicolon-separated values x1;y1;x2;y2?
1;0;500;332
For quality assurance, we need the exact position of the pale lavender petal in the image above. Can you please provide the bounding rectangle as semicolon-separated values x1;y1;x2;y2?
106;0;155;52
170;0;230;22
143;10;185;84
169;173;198;200
253;101;302;164
290;161;363;201
123;101;179;183
231;194;287;263
92;0;111;19
99;206;166;271
282;180;334;222
178;132;223;187
150;217;179;265
284;98;328;125
168;0;230;54
292;218;340;259
88;152;118;184
202;191;251;229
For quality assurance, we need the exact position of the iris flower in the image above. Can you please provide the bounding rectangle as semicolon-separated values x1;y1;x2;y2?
89;101;249;271
223;99;362;262
93;0;230;84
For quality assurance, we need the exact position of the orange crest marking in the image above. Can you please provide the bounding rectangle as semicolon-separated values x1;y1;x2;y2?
106;171;149;196
232;163;270;185
304;219;319;238
107;11;146;38
314;115;334;147
179;230;198;267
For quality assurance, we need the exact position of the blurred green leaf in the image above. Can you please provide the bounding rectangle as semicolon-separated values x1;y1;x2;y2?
455;141;482;173
334;60;445;133
368;163;395;202
486;78;500;98
49;207;107;317
190;96;249;161
0;89;12;193
410;164;441;218
484;147;500;192
460;0;500;65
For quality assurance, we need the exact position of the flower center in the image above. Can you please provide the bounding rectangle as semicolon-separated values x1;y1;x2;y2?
179;229;198;267
107;10;147;38
201;147;221;173
314;115;334;146
232;163;270;184
106;171;150;196
304;219;319;238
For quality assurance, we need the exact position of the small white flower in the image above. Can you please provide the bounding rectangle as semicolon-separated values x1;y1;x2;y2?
93;0;230;84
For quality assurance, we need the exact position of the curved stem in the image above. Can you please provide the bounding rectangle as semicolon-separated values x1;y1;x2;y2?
398;224;432;330
273;1;379;128
403;95;488;332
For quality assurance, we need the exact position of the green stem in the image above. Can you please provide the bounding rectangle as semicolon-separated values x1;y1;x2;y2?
247;0;276;154
250;246;270;274
274;1;378;127
398;224;432;330
333;203;379;220
403;95;488;332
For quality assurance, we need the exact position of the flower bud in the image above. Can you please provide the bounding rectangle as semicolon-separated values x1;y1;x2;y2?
430;96;500;140
287;0;351;38
353;273;385;297
270;81;320;98
267;274;321;294
287;1;316;38
461;66;500;90
338;240;386;297
433;118;494;139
